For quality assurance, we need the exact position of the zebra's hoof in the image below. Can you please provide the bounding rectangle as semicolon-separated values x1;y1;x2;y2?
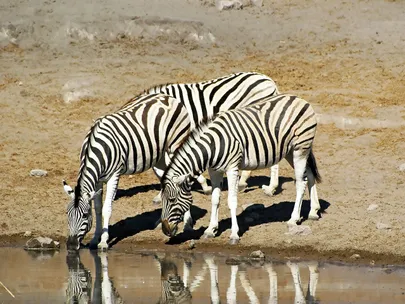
262;185;276;196
308;213;320;221
203;231;216;239
97;243;109;251
229;238;239;245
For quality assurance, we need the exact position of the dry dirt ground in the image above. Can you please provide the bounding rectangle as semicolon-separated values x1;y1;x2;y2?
1;0;405;265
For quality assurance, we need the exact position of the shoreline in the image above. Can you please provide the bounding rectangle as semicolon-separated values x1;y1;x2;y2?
2;234;404;267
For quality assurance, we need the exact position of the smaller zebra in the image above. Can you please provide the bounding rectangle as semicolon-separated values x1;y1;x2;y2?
160;94;322;244
63;93;192;251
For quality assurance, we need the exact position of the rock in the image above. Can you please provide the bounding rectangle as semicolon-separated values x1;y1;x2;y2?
350;253;361;260
376;222;392;230
215;0;243;11
24;236;60;251
225;256;244;265
249;250;265;260
399;163;405;172
285;225;312;236
242;203;265;212
367;204;379;211
187;240;196;250
23;231;32;237
30;169;47;177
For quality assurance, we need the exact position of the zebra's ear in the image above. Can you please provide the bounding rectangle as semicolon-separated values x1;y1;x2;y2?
63;180;74;199
173;174;189;185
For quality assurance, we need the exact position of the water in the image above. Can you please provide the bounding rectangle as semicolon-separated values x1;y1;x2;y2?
0;248;405;303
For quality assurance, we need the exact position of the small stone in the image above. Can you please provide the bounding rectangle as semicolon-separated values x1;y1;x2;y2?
225;257;243;265
188;240;196;250
249;250;265;260
24;236;60;251
23;231;32;237
242;203;265;212
350;253;361;260
376;222;392;230
285;239;292;244
399;163;405;172
216;0;243;11
285;225;312;236
30;169;48;177
367;204;379;211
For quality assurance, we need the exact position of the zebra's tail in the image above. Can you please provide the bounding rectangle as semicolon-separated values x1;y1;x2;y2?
307;150;322;183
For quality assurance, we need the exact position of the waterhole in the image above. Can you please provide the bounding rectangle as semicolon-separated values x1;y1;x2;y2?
0;248;405;303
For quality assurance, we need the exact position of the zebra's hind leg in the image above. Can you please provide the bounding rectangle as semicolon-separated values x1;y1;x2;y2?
238;170;251;192
227;168;240;244
307;151;321;220
262;164;280;196
203;169;223;238
287;150;308;226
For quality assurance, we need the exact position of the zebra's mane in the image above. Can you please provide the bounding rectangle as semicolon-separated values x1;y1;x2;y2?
162;115;217;182
143;82;174;94
74;119;102;207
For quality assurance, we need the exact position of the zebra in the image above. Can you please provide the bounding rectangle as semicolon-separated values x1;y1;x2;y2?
65;251;124;304
155;255;192;304
160;94;322;244
145;71;281;202
63;93;191;251
65;252;92;304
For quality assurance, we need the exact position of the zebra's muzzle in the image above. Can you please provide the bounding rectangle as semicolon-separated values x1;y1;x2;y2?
66;235;81;251
161;219;178;237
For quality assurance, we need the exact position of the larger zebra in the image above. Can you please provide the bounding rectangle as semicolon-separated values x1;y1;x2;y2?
160;94;322;244
145;71;280;201
63;93;191;251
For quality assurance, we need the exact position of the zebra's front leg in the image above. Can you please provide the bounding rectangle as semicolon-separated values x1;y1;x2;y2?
98;174;120;251
238;170;251;192
262;165;279;196
227;168;240;244
287;150;307;225
89;183;103;250
203;169;223;239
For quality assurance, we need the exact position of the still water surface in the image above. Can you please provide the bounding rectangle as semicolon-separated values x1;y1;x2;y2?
1;248;405;303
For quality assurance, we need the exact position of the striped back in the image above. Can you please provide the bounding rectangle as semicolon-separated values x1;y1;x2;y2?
146;72;279;128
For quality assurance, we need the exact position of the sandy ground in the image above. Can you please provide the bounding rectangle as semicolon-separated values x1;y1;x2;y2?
1;0;405;265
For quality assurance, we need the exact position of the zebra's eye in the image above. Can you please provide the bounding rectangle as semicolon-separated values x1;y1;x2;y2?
168;197;176;204
82;213;89;219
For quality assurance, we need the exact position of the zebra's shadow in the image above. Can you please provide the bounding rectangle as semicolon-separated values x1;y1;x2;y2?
107;205;207;248
166;199;330;245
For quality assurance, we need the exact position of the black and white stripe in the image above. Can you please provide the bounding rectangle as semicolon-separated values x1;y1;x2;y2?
64;93;191;251
146;71;280;196
160;94;322;244
66;253;92;304
156;257;192;304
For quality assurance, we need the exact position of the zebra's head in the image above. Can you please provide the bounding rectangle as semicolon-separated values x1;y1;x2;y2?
161;174;193;237
63;180;100;251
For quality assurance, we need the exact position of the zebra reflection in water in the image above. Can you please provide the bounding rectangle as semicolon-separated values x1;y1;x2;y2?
156;254;320;304
65;251;123;304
